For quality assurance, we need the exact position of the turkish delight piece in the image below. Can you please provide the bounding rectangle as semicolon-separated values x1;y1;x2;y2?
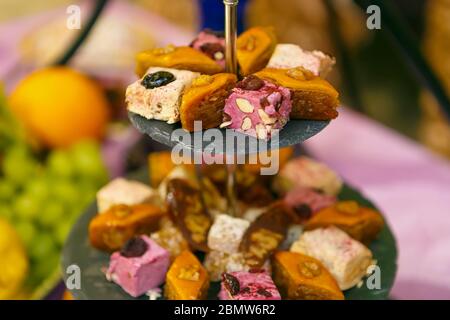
283;187;337;223
267;44;335;77
96;178;158;213
272;251;344;300
165;251;209;300
180;73;237;131
218;270;281;300
221;75;292;140
107;236;170;297
150;218;189;261
203;250;249;282
89;204;164;252
239;201;294;268
305;201;384;244
237;26;277;76
255;67;339;120
207;214;250;253
273;156;343;196
290;226;373;290
190;29;226;69
126;67;199;124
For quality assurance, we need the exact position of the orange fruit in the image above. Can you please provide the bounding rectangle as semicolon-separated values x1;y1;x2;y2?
9;67;110;148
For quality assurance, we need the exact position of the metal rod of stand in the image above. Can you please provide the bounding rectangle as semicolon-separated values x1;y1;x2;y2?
224;0;239;216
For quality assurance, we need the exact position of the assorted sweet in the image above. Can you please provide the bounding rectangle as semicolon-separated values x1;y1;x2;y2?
236;26;277;76
106;235;170;297
255;67;340;120
272;251;344;300
126;67;200;124
305;201;384;244
126;26;340;140
87;152;386;299
218;270;281;300
165;250;209;300
267;44;335;77
273;156;343;196
290;227;373;290
221;75;292;140
89;204;165;252
190;29;226;69
96;177;158;213
180;73;237;131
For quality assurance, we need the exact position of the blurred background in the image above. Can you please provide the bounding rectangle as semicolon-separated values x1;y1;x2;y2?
0;0;449;300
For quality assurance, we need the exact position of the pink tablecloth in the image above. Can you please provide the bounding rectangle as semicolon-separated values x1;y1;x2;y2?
305;108;450;299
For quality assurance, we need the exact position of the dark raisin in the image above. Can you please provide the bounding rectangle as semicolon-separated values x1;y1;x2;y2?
200;43;224;60
294;204;312;220
120;237;148;258
241;287;251;293
222;273;240;296
257;288;272;297
249;268;264;273
141;71;175;89
236;75;264;91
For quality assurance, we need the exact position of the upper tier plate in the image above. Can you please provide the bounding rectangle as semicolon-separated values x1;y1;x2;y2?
129;112;329;155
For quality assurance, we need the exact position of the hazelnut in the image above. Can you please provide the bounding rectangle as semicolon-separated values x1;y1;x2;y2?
286;67;315;81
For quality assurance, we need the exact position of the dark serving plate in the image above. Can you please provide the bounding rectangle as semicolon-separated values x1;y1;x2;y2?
129;112;329;155
62;168;397;300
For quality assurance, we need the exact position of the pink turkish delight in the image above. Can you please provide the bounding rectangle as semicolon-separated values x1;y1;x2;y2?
284;187;337;222
218;270;281;300
221;75;292;140
107;235;170;297
190;29;226;69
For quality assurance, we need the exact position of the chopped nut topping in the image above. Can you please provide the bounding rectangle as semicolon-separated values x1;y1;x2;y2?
236;98;254;113
336;201;360;215
192;75;213;87
184;214;211;243
177;264;200;281
239;35;256;51
151;44;176;56
258;109;276;125
286;67;316;81
220;121;232;128
111;204;132;218
241;117;252;131
298;260;322;278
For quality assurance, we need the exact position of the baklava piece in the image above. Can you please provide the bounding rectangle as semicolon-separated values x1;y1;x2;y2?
255;67;339;120
180;73;237;131
89;204;165;252
290;227;373;290
272;251;344;300
165;251;209;300
237;26;277;76
305;201;384;244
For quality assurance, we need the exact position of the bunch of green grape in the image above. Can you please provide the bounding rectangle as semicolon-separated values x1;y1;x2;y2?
0;140;108;287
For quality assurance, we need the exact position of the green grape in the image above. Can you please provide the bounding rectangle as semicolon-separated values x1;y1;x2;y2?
55;222;72;246
70;140;108;182
24;178;49;202
29;232;57;260
2;144;38;186
0;203;13;221
47;149;74;179
37;202;65;229
14;220;37;249
33;252;59;280
51;180;79;206
13;194;40;220
0;179;16;201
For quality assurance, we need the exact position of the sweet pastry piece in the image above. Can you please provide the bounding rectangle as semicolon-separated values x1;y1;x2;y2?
165;178;212;252
284;187;337;223
267;44;335;77
207;214;250;253
96;178;158;213
190;29;226;69
272;251;344;300
243;146;294;174
150;218;189;261
180;73;237;132
203;250;249;281
237;26;277;76
273;156;343;196
221;75;292;140
218;270;281;300
106;235;170;297
290;227;373;290
165;250;210;300
135;45;222;77
89;204;165;252
148;151;176;188
126;67;199;124
305;201;384;244
240;201;294;268
255;67;339;120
